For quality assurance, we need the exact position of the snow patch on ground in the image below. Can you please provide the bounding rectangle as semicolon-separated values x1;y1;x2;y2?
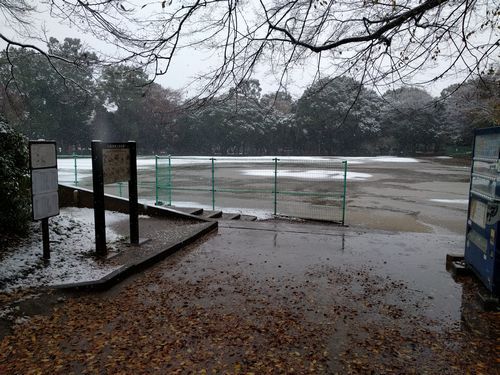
0;208;127;292
242;169;372;181
340;156;420;163
57;155;420;185
430;199;468;204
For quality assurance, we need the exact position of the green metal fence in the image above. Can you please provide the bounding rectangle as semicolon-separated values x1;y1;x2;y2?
154;156;347;224
58;154;348;224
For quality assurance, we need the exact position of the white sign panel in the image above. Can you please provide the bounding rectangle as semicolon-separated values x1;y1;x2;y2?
470;199;487;229
30;143;57;169
103;148;130;184
32;192;59;220
30;140;59;220
31;168;58;195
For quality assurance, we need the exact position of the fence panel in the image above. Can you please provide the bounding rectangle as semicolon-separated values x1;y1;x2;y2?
213;157;275;215
276;158;346;223
58;155;347;223
158;157;214;209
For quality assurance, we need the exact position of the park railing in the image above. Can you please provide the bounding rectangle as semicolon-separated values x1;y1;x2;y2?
58;154;348;224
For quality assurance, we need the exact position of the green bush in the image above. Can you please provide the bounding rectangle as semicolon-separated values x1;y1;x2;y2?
0;117;30;240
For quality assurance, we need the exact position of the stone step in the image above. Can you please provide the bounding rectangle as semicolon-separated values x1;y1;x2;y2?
239;214;257;221
202;210;223;219
221;213;241;220
171;206;204;216
168;206;256;221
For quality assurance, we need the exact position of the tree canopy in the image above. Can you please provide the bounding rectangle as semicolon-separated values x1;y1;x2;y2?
1;38;497;156
0;0;498;98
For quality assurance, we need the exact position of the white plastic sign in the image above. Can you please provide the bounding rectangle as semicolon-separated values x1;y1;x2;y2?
29;141;59;220
30;143;57;169
32;192;59;220
31;168;58;195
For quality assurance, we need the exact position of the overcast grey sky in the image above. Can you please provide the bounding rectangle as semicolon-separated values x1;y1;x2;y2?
1;1;497;99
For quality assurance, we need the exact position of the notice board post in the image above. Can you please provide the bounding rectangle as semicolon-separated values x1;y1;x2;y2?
128;141;139;244
91;141;139;256
91;141;106;255
29;140;59;260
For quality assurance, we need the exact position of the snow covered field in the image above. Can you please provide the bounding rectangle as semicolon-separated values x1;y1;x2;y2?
57;155;420;184
0;208;126;292
56;155;465;223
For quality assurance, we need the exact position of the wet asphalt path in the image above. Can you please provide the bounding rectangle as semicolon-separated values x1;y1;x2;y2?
1;219;498;373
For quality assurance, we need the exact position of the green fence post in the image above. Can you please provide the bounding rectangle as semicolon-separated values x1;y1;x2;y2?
73;152;78;186
168;156;172;206
341;160;348;225
211;158;215;210
273;158;278;215
118;182;123;197
155;155;159;205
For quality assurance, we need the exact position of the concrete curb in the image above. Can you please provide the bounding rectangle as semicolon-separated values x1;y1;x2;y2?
58;184;211;223
53;221;217;291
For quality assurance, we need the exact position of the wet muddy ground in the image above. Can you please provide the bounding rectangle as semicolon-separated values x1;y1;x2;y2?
346;157;470;234
1;157;499;373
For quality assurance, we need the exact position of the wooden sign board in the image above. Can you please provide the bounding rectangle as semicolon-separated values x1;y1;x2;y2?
103;147;130;184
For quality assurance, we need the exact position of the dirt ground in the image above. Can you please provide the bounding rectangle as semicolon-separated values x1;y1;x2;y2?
346;157;470;234
1;157;499;374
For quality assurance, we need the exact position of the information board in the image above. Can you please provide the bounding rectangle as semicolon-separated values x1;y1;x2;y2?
32;192;60;220
29;141;59;220
91;141;139;255
30;143;57;169
103;147;130;184
31;168;58;195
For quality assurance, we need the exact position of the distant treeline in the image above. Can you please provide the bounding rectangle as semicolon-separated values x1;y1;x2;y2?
1;38;498;156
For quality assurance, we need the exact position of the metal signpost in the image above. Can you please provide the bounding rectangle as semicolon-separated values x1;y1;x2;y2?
91;141;139;256
29;140;59;260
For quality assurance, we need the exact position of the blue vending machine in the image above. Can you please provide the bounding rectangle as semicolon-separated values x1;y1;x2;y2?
465;127;500;295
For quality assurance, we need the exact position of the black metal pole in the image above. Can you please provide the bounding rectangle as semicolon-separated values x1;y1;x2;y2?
41;218;50;260
128;141;139;244
91;141;107;255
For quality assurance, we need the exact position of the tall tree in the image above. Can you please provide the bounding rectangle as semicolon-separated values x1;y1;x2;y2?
381;87;443;155
296;77;381;155
139;84;182;154
440;71;500;145
0;38;96;151
92;65;149;142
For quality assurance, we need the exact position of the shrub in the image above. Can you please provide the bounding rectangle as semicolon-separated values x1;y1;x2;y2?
0;117;30;240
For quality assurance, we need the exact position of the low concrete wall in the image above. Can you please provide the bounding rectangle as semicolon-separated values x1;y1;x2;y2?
58;184;208;222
